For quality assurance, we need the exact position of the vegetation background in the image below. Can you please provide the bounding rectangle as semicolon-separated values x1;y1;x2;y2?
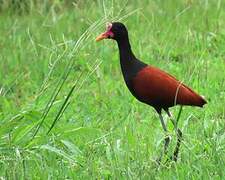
0;0;224;179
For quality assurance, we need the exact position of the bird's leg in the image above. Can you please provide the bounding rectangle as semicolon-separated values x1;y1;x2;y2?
158;113;171;162
165;107;183;162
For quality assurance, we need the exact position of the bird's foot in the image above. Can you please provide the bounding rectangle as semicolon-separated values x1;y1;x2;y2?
165;152;180;163
155;154;163;165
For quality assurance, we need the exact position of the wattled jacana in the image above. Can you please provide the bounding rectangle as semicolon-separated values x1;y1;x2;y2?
96;22;207;162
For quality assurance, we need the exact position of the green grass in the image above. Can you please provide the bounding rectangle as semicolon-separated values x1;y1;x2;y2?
0;0;225;179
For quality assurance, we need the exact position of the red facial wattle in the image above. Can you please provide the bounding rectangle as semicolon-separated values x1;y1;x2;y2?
96;23;114;41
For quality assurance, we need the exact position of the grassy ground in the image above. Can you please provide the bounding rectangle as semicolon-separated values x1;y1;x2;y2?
0;0;224;179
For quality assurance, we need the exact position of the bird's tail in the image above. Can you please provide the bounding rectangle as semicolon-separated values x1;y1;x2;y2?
198;95;207;107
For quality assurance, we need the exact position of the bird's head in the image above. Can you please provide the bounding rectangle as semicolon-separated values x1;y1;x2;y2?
96;22;128;42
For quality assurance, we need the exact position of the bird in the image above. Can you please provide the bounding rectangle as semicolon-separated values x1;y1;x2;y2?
96;22;207;162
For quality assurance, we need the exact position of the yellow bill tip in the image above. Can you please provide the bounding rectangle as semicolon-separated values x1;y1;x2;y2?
95;33;108;42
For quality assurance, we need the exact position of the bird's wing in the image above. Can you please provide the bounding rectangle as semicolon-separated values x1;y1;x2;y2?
132;66;206;107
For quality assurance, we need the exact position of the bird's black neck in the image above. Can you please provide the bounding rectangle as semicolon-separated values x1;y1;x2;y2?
116;37;147;82
117;37;134;69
